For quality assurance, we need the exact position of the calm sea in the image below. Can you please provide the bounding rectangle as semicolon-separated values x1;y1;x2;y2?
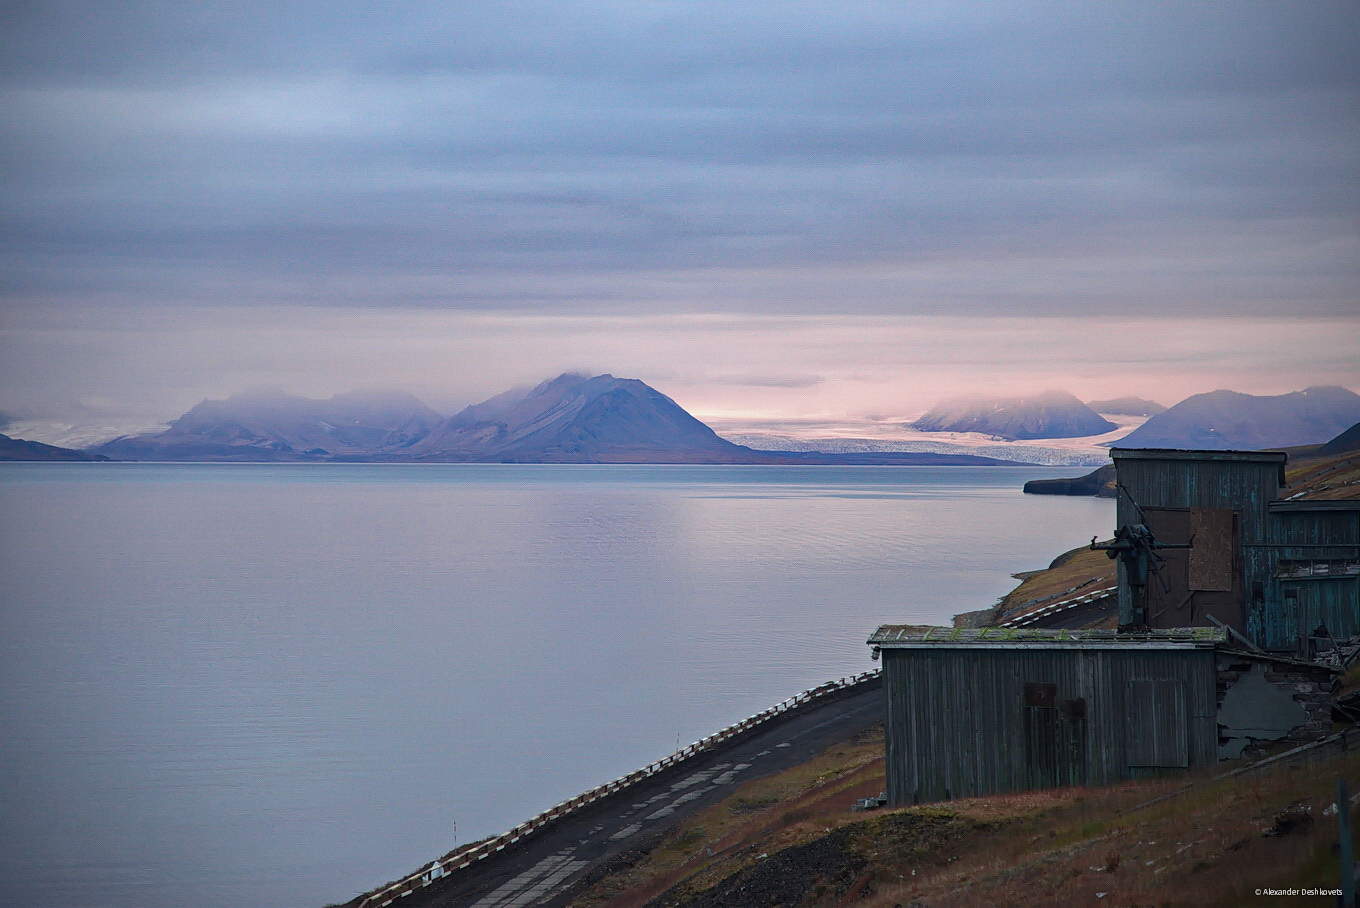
0;463;1112;908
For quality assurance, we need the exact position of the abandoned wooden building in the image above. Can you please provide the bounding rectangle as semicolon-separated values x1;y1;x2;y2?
866;625;1336;806
869;626;1223;805
1110;447;1359;654
869;446;1357;807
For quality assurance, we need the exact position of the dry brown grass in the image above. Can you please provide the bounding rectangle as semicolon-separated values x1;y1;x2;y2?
996;545;1116;622
1283;449;1360;501
857;749;1360;908
570;726;890;908
574;726;1360;908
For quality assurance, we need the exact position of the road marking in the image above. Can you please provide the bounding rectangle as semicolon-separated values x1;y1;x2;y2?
452;690;881;907
610;822;642;841
470;850;588;907
713;763;750;784
670;769;716;791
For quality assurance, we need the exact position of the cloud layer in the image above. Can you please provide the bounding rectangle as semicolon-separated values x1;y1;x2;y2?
2;2;1357;431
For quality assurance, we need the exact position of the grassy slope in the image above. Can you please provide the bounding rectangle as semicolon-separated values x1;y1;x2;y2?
1282;446;1360;500
993;545;1116;626
573;727;1360;908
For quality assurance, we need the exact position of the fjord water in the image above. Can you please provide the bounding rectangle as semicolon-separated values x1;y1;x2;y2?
0;463;1112;908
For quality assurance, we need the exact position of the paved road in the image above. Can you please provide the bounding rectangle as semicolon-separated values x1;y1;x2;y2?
389;678;883;908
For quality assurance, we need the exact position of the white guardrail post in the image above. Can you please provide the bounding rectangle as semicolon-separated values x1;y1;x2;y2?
353;668;881;908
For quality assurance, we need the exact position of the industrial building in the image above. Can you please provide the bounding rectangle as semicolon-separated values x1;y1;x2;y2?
870;446;1356;807
1109;448;1360;654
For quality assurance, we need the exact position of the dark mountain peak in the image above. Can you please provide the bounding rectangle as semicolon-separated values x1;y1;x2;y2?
412;372;735;461
1319;422;1360;456
1117;386;1360;451
1300;385;1358;401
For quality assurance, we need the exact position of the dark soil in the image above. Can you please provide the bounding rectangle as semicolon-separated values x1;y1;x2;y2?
646;810;978;908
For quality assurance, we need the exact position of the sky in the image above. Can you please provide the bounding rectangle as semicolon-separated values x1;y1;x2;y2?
2;1;1357;441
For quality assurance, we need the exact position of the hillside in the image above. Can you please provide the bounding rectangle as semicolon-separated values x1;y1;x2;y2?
911;391;1117;440
570;725;1360;908
1282;447;1360;502
0;432;111;462
1117;386;1360;451
1319;421;1360;456
990;544;1117;627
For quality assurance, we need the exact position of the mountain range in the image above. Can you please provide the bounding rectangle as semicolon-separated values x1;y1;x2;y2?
911;391;1118;440
95;389;440;462
16;377;1357;464
87;374;1020;466
1115;386;1360;450
1085;397;1166;417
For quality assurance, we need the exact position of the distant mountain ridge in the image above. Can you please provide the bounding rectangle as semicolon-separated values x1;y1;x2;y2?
1086;397;1166;417
911;390;1117;440
0;433;111;462
1115;386;1360;450
93;389;440;461
86;374;1023;465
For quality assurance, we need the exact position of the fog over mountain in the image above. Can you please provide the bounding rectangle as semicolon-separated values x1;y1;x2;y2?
1086;397;1167;417
87;374;1022;465
1116;386;1360;451
93;389;440;461
911;391;1117;440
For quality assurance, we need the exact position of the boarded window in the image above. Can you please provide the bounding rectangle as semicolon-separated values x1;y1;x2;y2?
1189;508;1234;592
1023;683;1086;788
1126;679;1188;767
1024;682;1056;708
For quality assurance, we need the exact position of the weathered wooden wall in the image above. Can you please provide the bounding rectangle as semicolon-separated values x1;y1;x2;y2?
1256;503;1360;650
1110;450;1359;652
1111;449;1284;632
881;646;1218;805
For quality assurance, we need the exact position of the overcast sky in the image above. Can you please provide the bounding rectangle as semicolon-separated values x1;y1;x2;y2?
2;1;1357;437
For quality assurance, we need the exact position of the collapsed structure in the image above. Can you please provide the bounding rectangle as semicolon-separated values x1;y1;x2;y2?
870;447;1359;806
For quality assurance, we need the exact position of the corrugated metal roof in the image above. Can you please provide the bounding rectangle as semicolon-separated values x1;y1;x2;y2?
1111;447;1288;484
867;625;1227;648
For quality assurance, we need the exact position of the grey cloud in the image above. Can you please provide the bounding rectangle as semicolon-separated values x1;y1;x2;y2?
1;1;1357;318
709;374;825;389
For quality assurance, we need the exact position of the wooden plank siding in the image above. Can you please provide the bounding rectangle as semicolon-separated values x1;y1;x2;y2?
1111;449;1284;634
881;647;1218;805
1260;505;1360;652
